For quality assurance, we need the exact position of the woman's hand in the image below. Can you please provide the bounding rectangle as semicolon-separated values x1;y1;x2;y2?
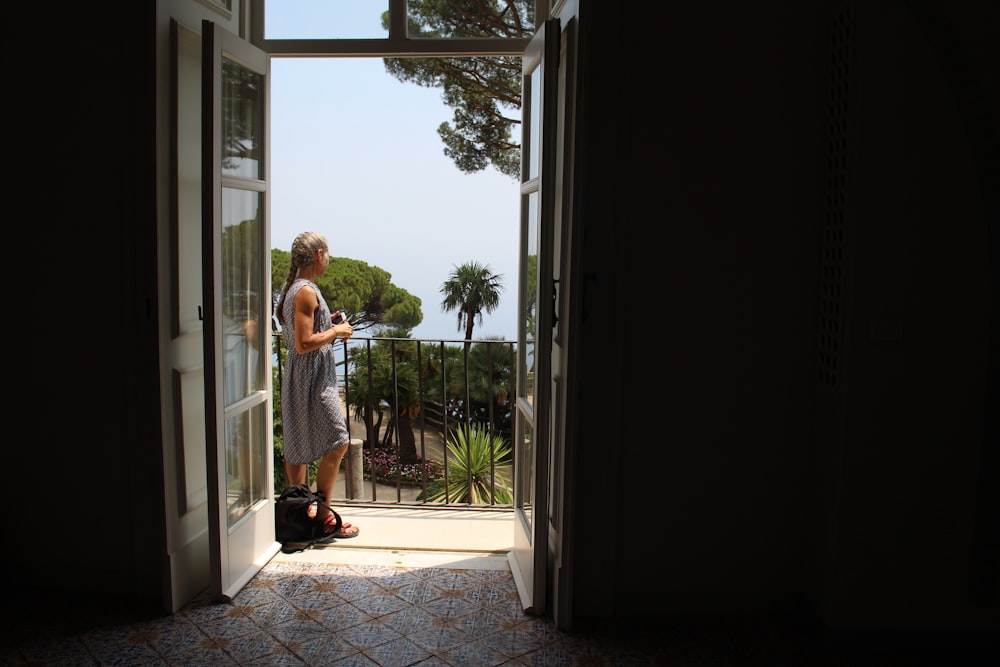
330;321;353;344
242;318;259;350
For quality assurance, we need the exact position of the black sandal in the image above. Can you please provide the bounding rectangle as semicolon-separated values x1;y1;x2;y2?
320;509;359;538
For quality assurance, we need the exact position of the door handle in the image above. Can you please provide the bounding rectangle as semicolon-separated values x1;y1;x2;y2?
552;279;559;328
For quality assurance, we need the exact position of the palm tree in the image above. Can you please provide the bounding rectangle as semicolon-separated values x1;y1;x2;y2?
440;261;504;348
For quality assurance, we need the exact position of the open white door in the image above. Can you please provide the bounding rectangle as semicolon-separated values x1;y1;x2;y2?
509;18;560;616
159;17;212;614
202;19;279;601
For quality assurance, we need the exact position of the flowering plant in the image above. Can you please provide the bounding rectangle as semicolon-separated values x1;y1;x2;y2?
363;447;443;485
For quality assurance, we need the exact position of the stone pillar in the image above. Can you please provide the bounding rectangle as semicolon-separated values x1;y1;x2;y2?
344;438;364;499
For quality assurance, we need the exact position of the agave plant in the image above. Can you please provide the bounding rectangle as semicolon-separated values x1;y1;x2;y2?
429;423;513;505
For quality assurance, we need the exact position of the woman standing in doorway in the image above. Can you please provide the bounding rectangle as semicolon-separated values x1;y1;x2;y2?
275;231;359;538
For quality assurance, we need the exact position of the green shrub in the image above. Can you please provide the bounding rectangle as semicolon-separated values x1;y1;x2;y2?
428;424;512;505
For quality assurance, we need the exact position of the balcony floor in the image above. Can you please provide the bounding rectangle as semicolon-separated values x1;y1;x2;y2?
284;505;515;555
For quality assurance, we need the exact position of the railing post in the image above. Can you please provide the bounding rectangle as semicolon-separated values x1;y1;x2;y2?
345;438;364;499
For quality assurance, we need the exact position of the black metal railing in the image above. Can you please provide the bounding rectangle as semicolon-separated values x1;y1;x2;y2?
272;333;517;509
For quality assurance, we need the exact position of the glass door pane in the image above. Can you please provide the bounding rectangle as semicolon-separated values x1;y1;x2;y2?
221;186;266;525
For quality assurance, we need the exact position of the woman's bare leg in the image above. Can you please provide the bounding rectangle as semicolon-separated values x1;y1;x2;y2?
315;445;359;536
285;461;307;486
315;445;347;505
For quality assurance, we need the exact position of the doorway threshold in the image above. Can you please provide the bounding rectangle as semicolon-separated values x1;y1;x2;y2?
270;505;514;569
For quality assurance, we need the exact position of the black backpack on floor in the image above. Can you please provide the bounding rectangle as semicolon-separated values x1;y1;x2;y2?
274;484;344;553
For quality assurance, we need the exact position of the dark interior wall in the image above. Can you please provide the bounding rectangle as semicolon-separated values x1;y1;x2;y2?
572;1;830;618
571;0;998;643
3;2;164;608
804;0;999;635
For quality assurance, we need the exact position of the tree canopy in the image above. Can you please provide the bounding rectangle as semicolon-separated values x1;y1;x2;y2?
271;249;423;333
380;0;534;179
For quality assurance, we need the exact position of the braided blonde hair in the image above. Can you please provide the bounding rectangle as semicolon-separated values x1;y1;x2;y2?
275;231;328;326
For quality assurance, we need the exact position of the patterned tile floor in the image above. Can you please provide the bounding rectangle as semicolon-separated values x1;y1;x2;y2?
1;548;996;666
0;550;647;666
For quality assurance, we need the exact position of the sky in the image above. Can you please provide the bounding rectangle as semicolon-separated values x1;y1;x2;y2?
268;3;521;342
